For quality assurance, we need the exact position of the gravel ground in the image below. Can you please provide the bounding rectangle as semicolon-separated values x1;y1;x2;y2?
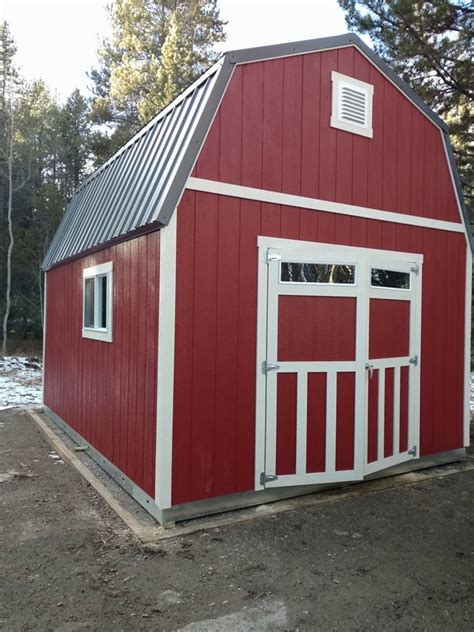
1;408;473;631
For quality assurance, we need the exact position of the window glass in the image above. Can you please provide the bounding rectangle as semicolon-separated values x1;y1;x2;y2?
82;262;112;341
371;268;410;289
281;262;356;284
98;275;107;329
84;277;95;327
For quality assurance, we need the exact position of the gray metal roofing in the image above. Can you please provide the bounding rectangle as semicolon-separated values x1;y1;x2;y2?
43;33;471;269
42;58;234;269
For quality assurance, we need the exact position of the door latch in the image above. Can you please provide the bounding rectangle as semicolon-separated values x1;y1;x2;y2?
365;363;374;379
262;361;280;374
409;355;418;366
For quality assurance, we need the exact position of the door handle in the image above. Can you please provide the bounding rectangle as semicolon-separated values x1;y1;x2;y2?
365;363;374;379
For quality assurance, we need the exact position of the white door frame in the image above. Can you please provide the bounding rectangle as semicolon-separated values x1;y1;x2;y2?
255;235;423;491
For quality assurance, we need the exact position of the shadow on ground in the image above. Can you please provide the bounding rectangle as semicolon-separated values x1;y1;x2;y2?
1;409;473;631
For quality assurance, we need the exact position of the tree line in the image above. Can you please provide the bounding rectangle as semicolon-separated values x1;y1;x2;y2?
0;0;225;354
0;0;471;355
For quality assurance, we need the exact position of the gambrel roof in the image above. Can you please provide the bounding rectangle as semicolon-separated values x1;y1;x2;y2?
43;33;470;270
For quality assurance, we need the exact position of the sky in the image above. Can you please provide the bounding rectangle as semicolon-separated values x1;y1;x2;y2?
1;0;349;101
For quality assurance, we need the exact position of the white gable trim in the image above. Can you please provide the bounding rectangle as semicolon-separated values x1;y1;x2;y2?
186;177;465;235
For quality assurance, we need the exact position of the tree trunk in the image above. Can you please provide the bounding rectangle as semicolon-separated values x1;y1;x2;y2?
38;265;43;331
2;106;14;356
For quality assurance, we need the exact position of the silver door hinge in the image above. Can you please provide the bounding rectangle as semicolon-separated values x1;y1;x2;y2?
408;446;417;457
262;361;280;374
266;251;282;264
260;472;278;486
409;355;418;366
410;264;420;275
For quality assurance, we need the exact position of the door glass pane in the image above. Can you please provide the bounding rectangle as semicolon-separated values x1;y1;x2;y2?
371;268;410;289
98;275;107;329
84;277;95;327
281;262;355;284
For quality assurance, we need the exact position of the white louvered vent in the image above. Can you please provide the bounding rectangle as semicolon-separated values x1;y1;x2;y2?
330;71;374;138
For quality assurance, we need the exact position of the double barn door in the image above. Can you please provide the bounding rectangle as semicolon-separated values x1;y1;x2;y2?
257;239;422;489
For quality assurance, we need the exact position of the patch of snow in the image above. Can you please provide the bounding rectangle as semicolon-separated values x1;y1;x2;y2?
471;373;474;411
178;601;288;631
0;356;43;410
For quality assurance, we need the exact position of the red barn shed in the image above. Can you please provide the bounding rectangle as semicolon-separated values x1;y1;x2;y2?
42;35;472;524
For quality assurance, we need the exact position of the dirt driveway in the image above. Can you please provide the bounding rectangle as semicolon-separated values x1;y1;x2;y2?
1;408;473;631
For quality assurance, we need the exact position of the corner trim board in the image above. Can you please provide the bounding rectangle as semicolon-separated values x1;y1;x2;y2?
440;130;473;252
464;247;472;447
186;177;465;235
155;209;178;509
42;272;47;405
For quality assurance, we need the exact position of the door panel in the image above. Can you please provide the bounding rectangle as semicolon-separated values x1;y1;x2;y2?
364;267;419;475
263;246;364;488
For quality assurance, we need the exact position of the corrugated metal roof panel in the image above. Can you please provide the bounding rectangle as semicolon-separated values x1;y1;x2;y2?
43;63;224;269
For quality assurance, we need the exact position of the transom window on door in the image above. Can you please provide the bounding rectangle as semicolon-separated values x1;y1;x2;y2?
82;262;113;342
281;262;356;284
371;268;410;289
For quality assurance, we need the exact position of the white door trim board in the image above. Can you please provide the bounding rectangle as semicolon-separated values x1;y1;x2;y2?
186;177;465;235
155;210;177;509
258;236;424;264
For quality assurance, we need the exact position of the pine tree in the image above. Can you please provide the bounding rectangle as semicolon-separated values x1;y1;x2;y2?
338;0;473;213
89;0;226;164
58;89;91;201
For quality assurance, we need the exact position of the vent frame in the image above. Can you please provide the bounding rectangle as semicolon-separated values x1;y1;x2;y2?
330;71;374;138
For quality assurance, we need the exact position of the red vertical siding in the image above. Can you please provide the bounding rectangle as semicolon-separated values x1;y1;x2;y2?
276;373;297;476
172;191;466;505
367;368;379;463
277;296;356;362
193;47;460;223
44;231;160;497
336;372;355;471
306;373;327;473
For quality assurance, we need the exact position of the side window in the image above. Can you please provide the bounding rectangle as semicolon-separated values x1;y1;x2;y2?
82;262;113;342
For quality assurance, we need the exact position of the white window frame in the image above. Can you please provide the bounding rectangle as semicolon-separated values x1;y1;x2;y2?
330;71;374;139
82;261;113;342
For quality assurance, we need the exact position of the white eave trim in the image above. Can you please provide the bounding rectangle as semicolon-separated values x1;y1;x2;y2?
186;177;465;235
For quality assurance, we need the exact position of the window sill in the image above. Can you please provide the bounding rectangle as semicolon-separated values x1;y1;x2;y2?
82;328;113;343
